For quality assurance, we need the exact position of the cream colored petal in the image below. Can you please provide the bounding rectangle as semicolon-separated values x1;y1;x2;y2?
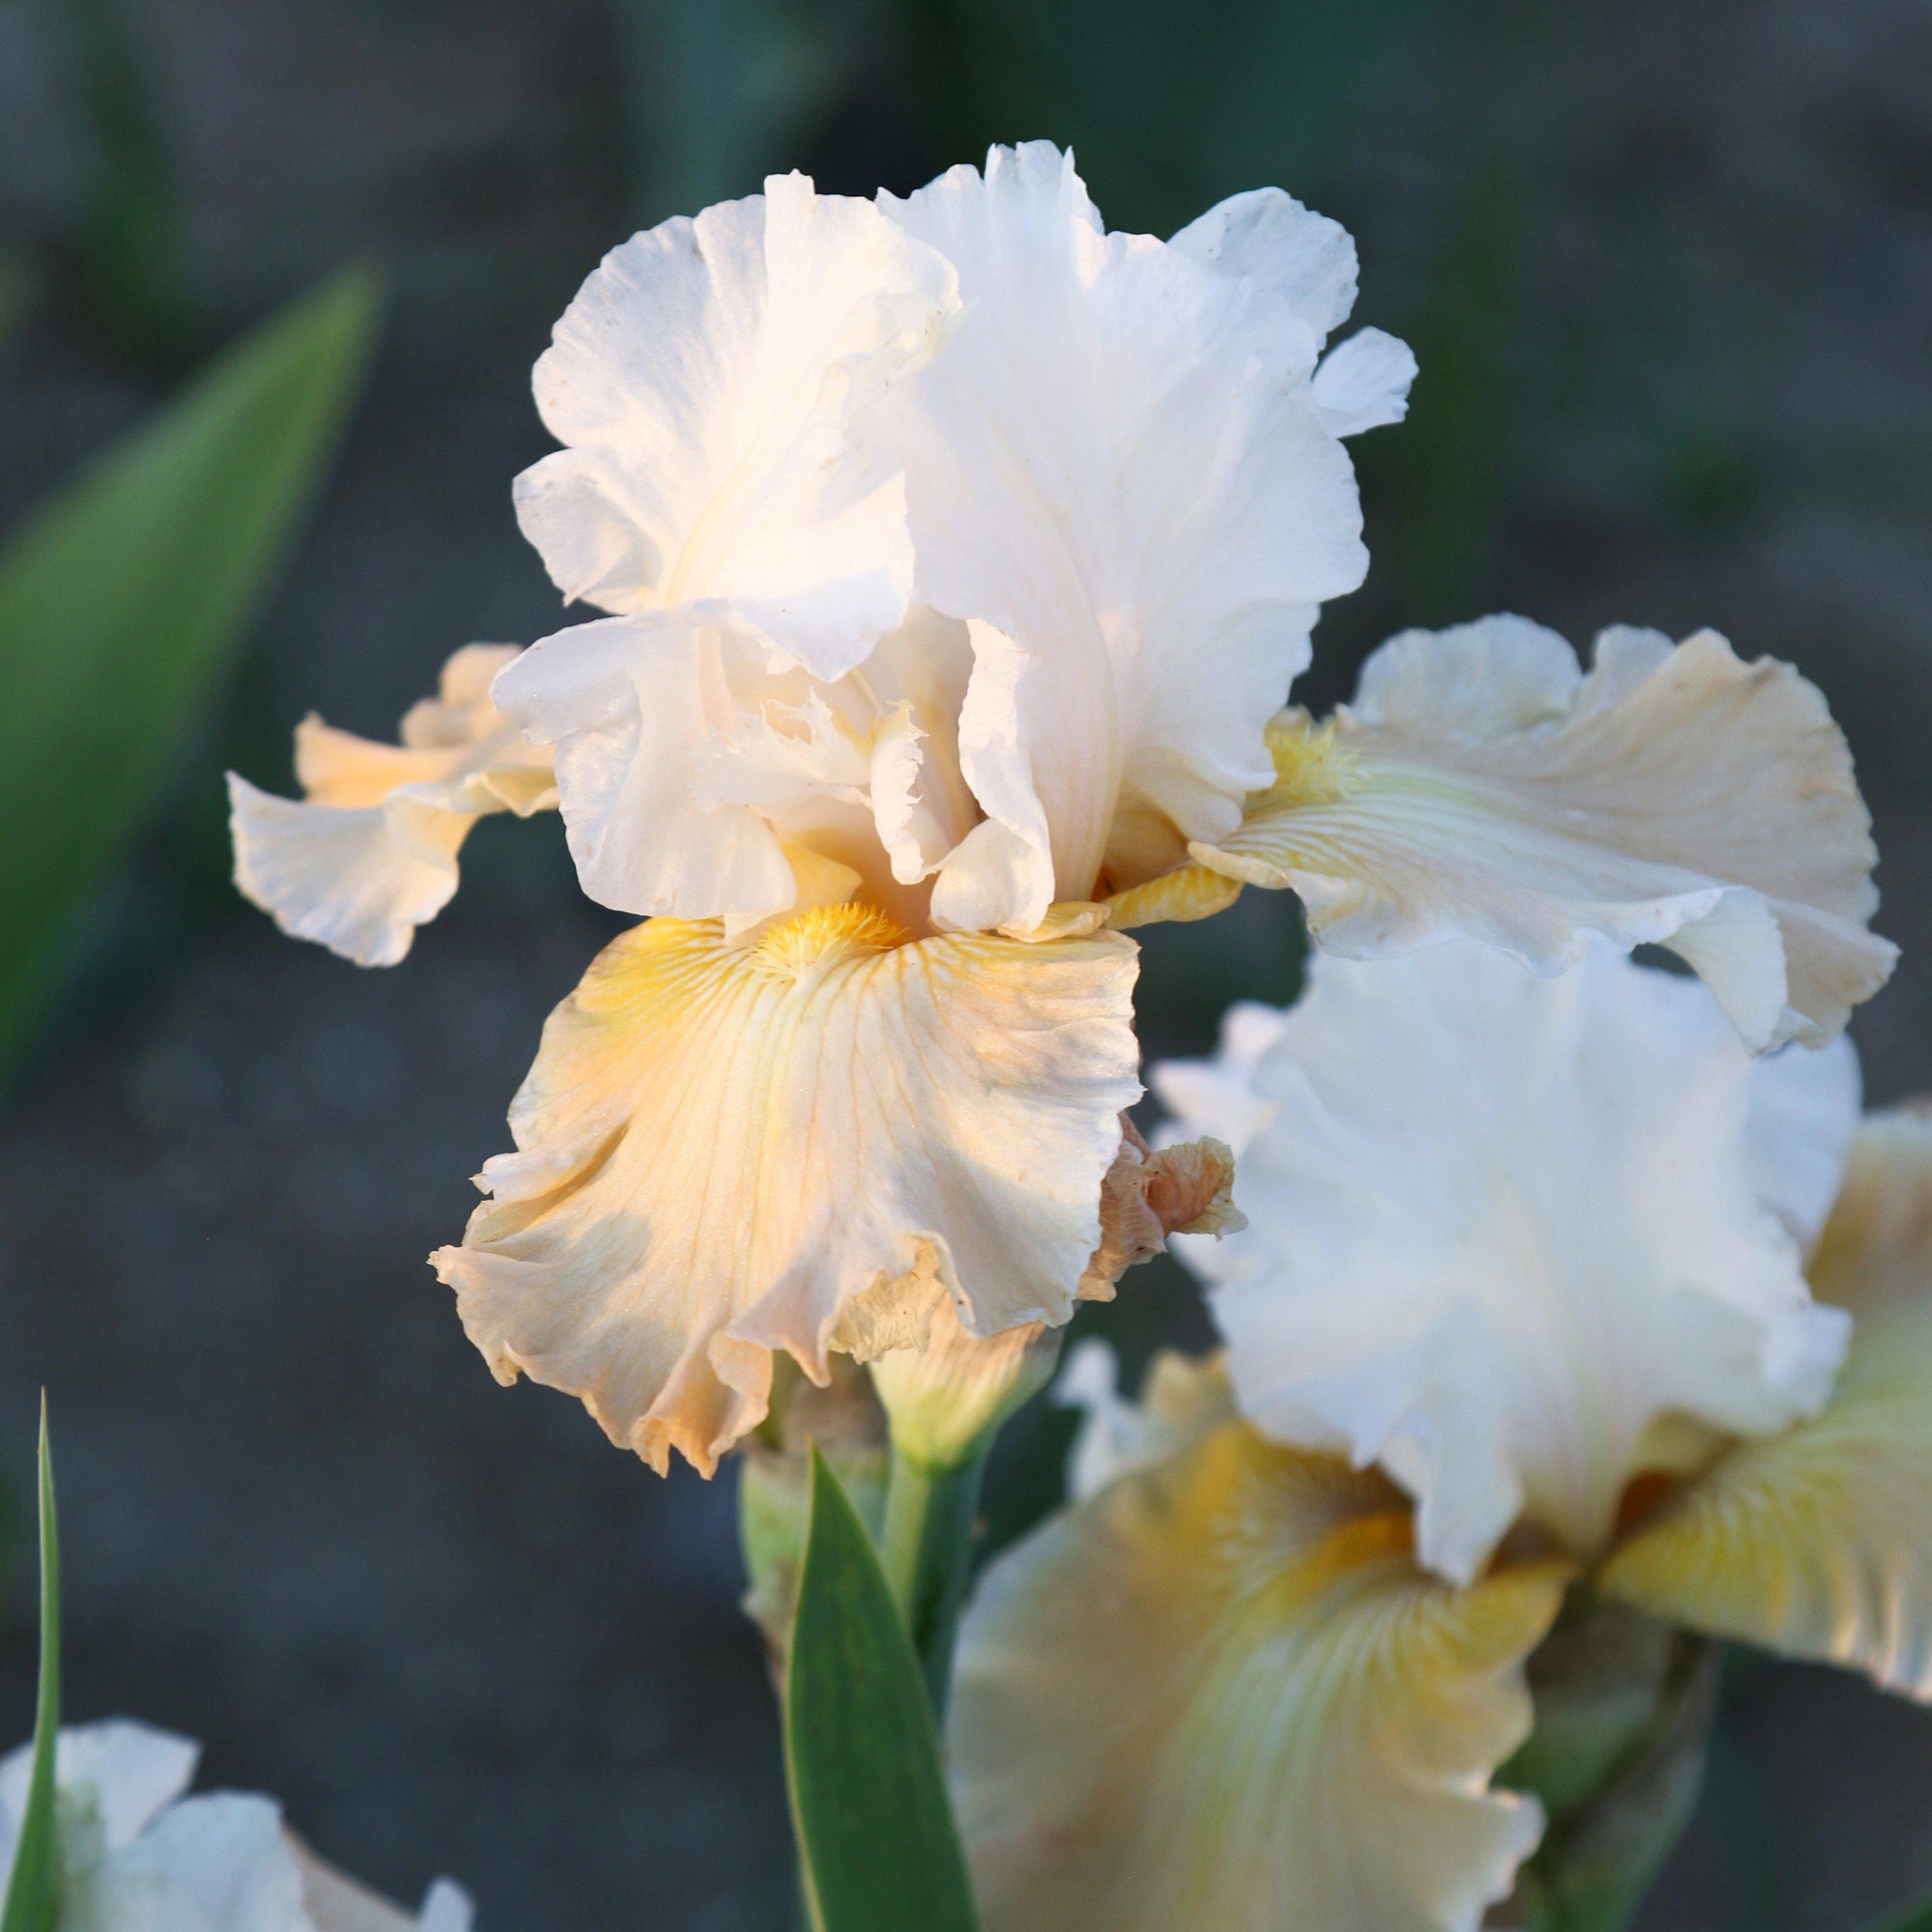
1171;944;1856;1584
950;1423;1571;1932
230;644;554;966
1192;618;1896;1050
1098;862;1243;930
227;777;472;968
1602;1105;1932;1696
292;1838;417;1932
433;908;1139;1476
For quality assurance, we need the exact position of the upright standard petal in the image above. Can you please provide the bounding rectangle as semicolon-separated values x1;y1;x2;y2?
1191;617;1896;1049
875;144;1383;929
513;174;955;671
228;644;556;966
433;905;1139;1476
1165;943;1857;1584
1602;1105;1932;1697
949;1422;1569;1932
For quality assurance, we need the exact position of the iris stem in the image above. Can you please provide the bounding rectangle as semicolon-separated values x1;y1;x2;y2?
879;1436;990;1719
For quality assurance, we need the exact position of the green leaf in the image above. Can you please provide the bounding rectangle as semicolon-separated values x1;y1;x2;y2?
784;1449;979;1932
1;1401;62;1932
0;268;382;1081
1878;1899;1932;1932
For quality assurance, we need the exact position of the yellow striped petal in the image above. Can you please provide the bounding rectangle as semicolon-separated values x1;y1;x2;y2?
1601;1105;1932;1695
1190;619;1894;1051
432;906;1139;1475
950;1422;1571;1932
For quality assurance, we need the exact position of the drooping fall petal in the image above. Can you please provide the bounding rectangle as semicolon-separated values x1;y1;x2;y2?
1190;617;1895;1050
1601;1105;1932;1697
433;906;1139;1475
228;644;555;966
949;1422;1570;1932
1159;942;1859;1584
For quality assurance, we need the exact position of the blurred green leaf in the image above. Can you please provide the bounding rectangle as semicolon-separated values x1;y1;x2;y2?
1879;1900;1932;1932
0;1403;61;1932
0;268;382;1083
32;0;188;362
784;1449;978;1932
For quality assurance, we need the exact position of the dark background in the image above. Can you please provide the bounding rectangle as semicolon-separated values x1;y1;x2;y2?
1;0;1930;1925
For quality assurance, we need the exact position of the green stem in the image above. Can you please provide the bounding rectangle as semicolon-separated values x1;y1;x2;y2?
879;1437;990;1719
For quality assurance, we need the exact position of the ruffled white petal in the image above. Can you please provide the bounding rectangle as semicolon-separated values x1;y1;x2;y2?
1192;617;1896;1050
874;143;1379;924
1166;942;1858;1583
229;645;554;967
514;174;955;674
433;906;1140;1475
950;1422;1569;1932
1168;185;1359;340
1603;1105;1932;1696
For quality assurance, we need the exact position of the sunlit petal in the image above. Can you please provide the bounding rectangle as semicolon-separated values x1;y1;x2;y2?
1191;617;1895;1050
1602;1105;1932;1696
1159;943;1857;1583
228;644;554;966
876;143;1380;924
950;1422;1570;1932
433;907;1139;1475
514;174;955;672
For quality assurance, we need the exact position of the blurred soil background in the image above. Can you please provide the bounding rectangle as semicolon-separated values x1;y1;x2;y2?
0;0;1929;1925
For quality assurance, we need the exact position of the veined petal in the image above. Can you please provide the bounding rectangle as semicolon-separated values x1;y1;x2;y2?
1602;1105;1932;1696
515;173;956;673
1191;617;1895;1050
433;907;1139;1475
228;644;554;966
877;144;1378;923
1162;943;1858;1584
949;1422;1570;1932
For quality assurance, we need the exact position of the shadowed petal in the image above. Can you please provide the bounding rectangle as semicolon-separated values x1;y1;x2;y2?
950;1422;1570;1932
1602;1105;1932;1696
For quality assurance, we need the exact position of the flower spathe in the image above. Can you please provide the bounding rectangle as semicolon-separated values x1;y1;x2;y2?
0;1720;470;1931
228;644;555;967
1189;616;1895;1050
1159;940;1861;1583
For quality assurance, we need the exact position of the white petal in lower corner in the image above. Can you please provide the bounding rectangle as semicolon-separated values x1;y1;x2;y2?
1603;1106;1932;1697
950;1423;1569;1932
1188;942;1855;1584
1192;618;1897;1051
433;908;1139;1476
0;1721;199;1857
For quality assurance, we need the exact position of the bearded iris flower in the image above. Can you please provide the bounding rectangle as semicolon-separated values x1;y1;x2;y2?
0;1721;471;1931
230;143;1891;1487
949;942;1931;1930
